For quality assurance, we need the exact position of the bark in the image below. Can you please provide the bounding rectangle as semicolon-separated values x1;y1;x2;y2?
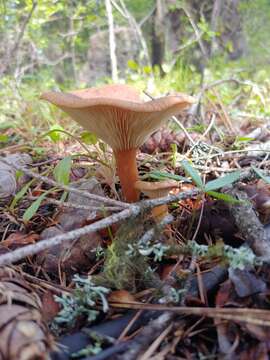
105;0;118;82
151;0;166;74
210;0;223;56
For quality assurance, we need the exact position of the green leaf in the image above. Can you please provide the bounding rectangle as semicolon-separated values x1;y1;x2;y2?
53;157;72;185
10;180;34;210
252;166;270;184
33;147;45;156
181;160;204;189
15;170;24;180
148;170;190;182
80;131;98;145
187;124;206;134
0;134;9;142
127;59;139;70
0;122;14;130
98;142;107;153
206;191;241;204
143;66;152;74
236;136;254;142
23;192;48;222
171;143;178;168
205;171;241;192
47;125;65;142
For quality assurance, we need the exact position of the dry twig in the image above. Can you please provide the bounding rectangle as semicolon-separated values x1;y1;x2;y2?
0;189;199;266
0;157;128;209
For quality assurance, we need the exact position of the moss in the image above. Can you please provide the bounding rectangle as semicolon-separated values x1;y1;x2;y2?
91;211;168;291
101;213;151;291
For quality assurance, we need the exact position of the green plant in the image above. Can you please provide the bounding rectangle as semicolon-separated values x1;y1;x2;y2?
22;156;72;222
54;275;110;327
181;160;241;203
252;166;270;184
146;160;241;203
127;241;169;262
189;241;261;270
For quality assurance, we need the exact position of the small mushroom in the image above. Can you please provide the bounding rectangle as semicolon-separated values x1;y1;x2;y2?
41;84;194;202
135;180;179;221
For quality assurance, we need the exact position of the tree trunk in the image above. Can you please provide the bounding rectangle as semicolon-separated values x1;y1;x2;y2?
210;0;223;56
105;0;118;82
151;0;166;74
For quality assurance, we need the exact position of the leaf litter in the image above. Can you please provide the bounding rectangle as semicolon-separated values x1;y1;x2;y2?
0;96;270;360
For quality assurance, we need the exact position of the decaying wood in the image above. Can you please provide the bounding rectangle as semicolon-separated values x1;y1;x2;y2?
227;188;270;260
118;312;173;360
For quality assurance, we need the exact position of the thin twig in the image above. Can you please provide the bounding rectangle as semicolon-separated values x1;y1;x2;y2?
113;0;152;68
143;90;195;144
137;214;174;246
110;302;270;327
171;116;196;144
0;207;140;266
30;196;123;212
0;189;200;265
181;5;208;60
142;188;200;209
201;113;216;139
118;312;173;360
0;157;128;208
196;148;270;162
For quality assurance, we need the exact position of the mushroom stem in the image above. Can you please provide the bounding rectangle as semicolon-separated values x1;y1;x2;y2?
114;148;139;202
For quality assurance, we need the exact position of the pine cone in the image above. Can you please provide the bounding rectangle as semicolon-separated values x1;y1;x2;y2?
140;128;193;154
0;267;54;360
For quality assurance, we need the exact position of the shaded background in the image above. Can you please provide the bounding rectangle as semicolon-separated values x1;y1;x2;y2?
0;0;270;132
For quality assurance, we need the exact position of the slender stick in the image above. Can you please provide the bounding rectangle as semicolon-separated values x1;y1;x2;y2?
0;157;129;208
0;188;200;266
0;207;140;266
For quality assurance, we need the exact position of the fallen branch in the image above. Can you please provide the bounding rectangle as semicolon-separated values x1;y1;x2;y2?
0;207;140;266
137;214;174;246
29;196;124;212
110;301;270;327
117;312;173;360
227;188;270;260
0;188;199;266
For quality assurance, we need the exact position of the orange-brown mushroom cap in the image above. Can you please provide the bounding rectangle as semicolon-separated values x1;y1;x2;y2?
135;180;179;198
41;84;195;151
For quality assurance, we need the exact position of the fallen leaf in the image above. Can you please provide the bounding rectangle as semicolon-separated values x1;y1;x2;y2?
1;232;39;248
108;290;136;304
42;291;60;322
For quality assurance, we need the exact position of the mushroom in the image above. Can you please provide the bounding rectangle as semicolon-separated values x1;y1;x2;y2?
134;180;179;221
41;84;195;202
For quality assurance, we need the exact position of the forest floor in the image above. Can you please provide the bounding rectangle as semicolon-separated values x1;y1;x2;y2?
0;82;270;359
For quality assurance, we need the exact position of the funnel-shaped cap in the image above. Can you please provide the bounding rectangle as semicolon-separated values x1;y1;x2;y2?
41;84;195;151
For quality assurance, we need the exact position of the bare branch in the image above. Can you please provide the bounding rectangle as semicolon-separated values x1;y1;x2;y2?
114;0;152;68
0;207;140;266
30;196;124;212
181;5;208;61
0;185;199;265
0;157;129;209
